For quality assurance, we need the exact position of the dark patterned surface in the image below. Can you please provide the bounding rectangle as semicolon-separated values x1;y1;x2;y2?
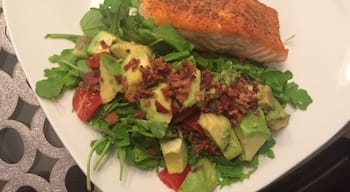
0;4;94;192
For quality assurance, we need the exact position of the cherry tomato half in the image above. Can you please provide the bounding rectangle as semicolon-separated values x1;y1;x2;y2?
157;165;191;191
72;86;102;121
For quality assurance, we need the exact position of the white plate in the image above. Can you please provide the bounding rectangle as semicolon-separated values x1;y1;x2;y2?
3;0;350;191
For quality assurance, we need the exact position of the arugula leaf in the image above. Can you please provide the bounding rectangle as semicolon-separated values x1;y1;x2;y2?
100;54;123;75
126;146;160;169
117;147;127;180
45;33;81;43
111;123;131;147
164;50;191;62
131;133;161;156
216;164;244;186
86;137;107;191
258;137;276;159
35;79;64;99
80;8;106;37
35;49;87;99
283;82;313;110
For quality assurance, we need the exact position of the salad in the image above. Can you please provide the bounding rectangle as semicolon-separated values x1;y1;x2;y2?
35;0;312;191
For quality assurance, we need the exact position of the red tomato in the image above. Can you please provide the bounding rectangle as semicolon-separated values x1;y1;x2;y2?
72;86;102;121
157;165;191;191
86;52;109;68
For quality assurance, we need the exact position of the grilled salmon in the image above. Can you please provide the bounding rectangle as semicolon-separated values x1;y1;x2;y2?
139;0;288;63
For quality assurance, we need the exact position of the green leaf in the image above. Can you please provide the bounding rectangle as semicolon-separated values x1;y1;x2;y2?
117;147;127;180
126;146;159;169
152;24;194;52
164;50;191;62
258;137;276;159
77;60;91;74
80;8;106;37
285;82;313;110
35;79;64;99
112;124;131;147
100;54;122;75
131;133;161;156
45;33;80;43
132;119;168;138
216;164;244;186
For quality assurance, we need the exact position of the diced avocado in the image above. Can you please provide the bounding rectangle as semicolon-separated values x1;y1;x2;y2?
198;113;241;160
257;84;274;110
110;41;153;94
233;108;271;161
87;31;118;55
182;69;201;108
160;138;188;174
99;54;122;103
266;98;290;131
73;36;91;58
140;83;172;123
178;158;217;192
223;129;243;160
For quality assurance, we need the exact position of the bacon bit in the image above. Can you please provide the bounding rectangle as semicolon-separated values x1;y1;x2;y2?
143;100;151;107
104;111;119;125
200;70;213;90
115;75;122;84
155;100;171;113
201;78;258;126
134;110;146;119
169;61;196;104
137;88;154;98
121;77;128;93
100;40;109;49
192;138;222;156
161;86;173;101
152;57;172;80
139;66;154;84
80;70;100;92
171;100;182;113
123;58;140;71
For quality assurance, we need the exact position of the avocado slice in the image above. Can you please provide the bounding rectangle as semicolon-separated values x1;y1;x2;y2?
198;113;242;160
178;158;217;192
110;41;153;95
233;108;271;161
266;98;290;131
140;83;172;123
160;137;188;174
87;31;118;55
99;54;122;103
257;84;274;110
182;69;201;108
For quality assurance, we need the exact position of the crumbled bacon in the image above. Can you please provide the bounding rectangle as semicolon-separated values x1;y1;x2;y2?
169;60;196;104
99;40;109;49
104;111;119;125
121;77;128;93
201;78;258;126
79;70;100;92
134;110;146;119
124;58;140;71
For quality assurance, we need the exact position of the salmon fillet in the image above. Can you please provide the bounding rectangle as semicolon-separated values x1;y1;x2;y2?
139;0;288;63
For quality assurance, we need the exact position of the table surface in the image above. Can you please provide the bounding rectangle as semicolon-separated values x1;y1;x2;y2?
0;3;102;192
1;1;349;192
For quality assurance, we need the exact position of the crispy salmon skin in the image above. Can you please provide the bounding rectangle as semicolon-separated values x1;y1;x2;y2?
139;0;288;63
